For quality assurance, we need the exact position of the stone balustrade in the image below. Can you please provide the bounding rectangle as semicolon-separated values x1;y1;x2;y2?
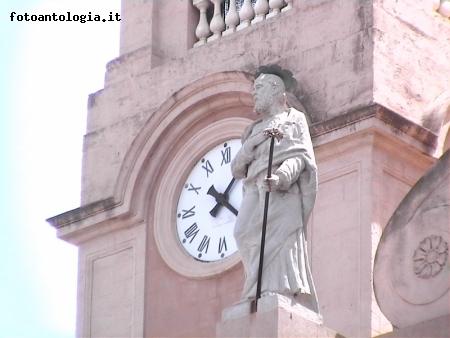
193;0;291;47
433;0;450;18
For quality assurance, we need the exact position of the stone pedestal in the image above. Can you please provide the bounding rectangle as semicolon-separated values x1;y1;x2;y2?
216;295;339;338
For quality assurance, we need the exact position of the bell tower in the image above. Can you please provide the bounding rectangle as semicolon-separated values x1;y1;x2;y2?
48;1;450;337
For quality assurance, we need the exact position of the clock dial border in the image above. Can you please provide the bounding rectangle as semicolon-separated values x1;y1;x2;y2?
175;139;242;262
153;117;251;279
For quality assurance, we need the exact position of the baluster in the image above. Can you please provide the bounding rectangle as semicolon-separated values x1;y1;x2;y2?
282;0;292;12
237;0;255;30
252;0;269;23
224;0;240;36
208;0;225;41
193;0;211;47
432;0;441;11
267;0;284;18
438;1;450;17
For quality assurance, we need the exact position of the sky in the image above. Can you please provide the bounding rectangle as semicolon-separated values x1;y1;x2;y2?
0;1;120;337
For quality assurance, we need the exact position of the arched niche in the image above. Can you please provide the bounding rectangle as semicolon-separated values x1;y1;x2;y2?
115;71;257;277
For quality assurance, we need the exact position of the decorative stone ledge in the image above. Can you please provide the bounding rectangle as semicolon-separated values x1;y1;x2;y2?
46;197;118;229
310;104;438;152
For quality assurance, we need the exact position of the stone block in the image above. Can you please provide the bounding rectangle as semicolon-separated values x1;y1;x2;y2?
216;294;339;338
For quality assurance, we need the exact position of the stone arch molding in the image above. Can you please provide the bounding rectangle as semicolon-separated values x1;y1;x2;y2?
113;71;255;277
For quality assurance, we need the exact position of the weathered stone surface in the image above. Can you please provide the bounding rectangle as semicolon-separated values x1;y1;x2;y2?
311;104;437;151
216;294;339;338
82;1;374;204
82;0;450;206
46;197;117;229
52;107;436;337
373;0;450;130
75;222;146;337
374;150;450;328
375;315;450;338
49;1;450;337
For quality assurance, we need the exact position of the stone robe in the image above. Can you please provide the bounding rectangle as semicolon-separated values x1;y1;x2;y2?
231;108;319;308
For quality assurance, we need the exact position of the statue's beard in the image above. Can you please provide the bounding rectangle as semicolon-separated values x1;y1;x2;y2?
254;100;271;115
254;88;286;114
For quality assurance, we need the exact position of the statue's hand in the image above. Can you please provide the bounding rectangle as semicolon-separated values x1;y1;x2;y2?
263;128;283;142
262;174;280;192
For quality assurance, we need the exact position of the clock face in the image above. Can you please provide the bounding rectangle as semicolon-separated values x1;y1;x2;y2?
176;139;243;262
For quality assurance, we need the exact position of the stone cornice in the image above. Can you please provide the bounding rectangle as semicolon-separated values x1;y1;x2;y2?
311;104;437;151
46;197;118;229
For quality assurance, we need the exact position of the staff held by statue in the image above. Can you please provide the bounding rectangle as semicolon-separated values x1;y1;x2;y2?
251;128;284;313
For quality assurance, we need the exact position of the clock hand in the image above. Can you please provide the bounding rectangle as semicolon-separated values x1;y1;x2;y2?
223;177;235;196
222;200;238;216
207;185;239;216
209;178;236;217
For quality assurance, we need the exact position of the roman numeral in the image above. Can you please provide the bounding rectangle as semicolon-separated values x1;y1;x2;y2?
202;160;214;177
184;223;199;243
187;183;201;195
181;205;195;219
221;147;231;166
218;236;227;254
197;235;210;253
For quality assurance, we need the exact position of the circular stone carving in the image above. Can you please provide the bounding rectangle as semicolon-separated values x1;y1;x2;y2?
413;235;448;279
373;150;450;328
386;203;450;308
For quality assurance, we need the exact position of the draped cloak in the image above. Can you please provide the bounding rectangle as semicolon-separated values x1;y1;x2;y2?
231;108;319;308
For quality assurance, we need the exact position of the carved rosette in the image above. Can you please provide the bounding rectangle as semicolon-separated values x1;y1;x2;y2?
413;235;448;279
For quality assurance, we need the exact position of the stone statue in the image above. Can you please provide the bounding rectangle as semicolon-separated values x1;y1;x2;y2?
231;71;320;313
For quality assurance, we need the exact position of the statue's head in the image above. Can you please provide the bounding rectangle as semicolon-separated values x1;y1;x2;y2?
253;73;287;115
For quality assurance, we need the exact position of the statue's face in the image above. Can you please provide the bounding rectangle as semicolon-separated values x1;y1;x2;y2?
253;74;284;115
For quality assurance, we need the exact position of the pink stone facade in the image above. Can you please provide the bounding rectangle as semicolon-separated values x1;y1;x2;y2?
373;0;450;132
47;1;450;337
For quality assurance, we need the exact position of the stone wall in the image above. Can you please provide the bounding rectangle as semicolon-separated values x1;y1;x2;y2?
82;0;374;204
373;0;450;131
50;1;450;336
